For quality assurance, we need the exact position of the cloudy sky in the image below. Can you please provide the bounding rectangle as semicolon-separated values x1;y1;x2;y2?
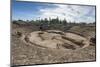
12;0;96;23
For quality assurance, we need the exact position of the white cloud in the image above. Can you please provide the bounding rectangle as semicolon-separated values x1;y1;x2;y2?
37;4;95;23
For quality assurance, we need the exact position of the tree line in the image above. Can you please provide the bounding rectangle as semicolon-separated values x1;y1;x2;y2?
13;17;95;26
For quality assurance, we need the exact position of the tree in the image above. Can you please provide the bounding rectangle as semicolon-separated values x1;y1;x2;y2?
62;19;67;25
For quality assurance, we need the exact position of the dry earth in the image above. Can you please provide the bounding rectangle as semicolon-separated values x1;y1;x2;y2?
11;22;96;66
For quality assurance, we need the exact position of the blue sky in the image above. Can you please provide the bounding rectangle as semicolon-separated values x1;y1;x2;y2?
12;0;96;23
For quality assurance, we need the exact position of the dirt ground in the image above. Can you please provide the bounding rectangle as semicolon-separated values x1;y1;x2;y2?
11;22;96;66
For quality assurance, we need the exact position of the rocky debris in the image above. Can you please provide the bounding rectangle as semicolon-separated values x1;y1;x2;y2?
90;37;96;46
